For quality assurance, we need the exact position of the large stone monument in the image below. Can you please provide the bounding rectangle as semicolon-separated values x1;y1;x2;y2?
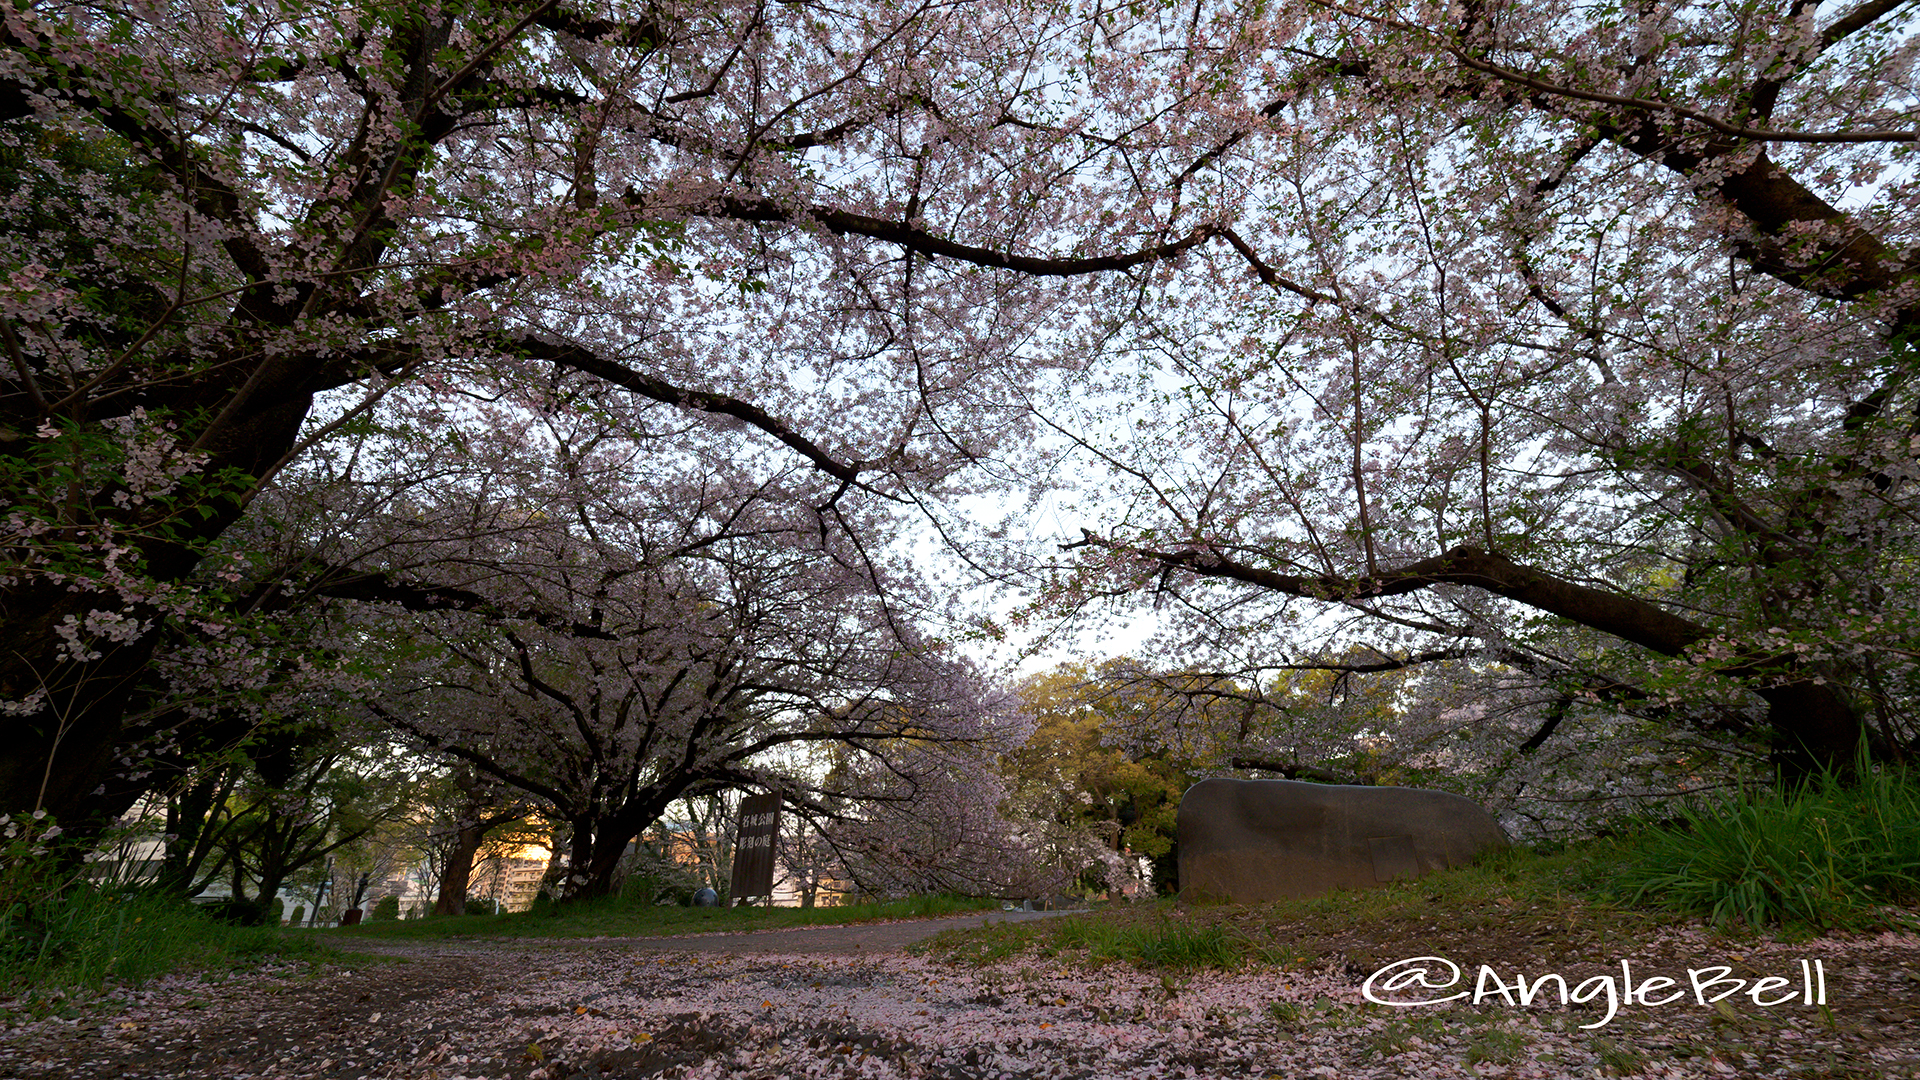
1177;778;1508;903
729;791;782;906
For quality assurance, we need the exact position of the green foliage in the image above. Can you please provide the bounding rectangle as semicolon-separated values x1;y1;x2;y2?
0;887;329;1008
0;814;68;919
1612;763;1920;931
614;833;710;907
368;895;401;922
1006;663;1198;893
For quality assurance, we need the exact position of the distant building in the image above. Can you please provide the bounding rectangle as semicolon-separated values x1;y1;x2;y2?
470;854;547;912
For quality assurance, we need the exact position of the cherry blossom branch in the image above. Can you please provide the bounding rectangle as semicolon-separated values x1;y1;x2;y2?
514;334;886;492
700;194;1222;277
1446;50;1917;144
421;0;565;115
1069;532;1712;657
304;574;619;641
1308;0;1918;143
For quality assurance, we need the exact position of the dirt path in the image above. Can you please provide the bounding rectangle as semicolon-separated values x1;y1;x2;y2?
3;915;1916;1079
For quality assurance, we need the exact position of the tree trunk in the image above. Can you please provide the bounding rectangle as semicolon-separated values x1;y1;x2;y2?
0;582;164;828
1759;680;1866;782
567;832;616;901
559;819;643;902
152;766;237;897
348;871;374;912
1;393;314;827
432;821;490;917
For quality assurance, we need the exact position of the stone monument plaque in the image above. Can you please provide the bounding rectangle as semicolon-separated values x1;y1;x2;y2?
1178;778;1508;903
729;792;781;903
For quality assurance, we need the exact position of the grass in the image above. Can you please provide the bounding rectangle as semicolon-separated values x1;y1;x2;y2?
323;891;1000;942
0;887;337;1015
1611;762;1920;932
1590;1035;1648;1076
1465;1023;1532;1065
1046;914;1247;968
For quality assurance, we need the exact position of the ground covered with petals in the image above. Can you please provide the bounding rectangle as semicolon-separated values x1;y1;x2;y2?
2;917;1917;1079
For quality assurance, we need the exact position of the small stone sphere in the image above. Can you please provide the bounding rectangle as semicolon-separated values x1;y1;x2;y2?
691;887;720;908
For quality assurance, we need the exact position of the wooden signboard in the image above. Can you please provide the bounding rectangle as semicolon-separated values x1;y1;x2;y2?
729;792;781;903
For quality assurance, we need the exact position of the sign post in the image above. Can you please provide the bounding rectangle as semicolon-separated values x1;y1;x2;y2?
729;792;781;906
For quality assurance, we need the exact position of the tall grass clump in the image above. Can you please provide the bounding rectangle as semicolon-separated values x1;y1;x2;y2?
1613;760;1920;931
1049;915;1244;969
1;886;328;1002
2;817;328;1007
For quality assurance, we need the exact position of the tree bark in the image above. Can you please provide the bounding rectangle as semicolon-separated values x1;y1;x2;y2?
432;821;490;917
1;393;313;828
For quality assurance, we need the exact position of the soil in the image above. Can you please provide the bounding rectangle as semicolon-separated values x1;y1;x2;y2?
2;910;1916;1079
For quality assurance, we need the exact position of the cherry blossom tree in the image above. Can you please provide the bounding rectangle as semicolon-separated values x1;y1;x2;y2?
236;395;1026;901
1010;0;1920;790
11;0;1913;853
0;0;1207;832
814;734;1105;901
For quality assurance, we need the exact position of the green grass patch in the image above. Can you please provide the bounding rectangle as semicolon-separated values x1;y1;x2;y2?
1464;1022;1532;1065
325;892;999;942
915;920;1032;966
1045;915;1245;969
1612;763;1920;932
1;887;337;1012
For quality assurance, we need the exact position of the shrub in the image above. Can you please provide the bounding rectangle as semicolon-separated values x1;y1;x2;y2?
1613;760;1920;931
369;895;402;921
205;897;272;926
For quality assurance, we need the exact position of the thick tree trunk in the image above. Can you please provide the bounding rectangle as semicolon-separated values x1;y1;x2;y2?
557;816;652;903
0;394;313;826
0;582;164;827
432;821;490;917
562;828;627;902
